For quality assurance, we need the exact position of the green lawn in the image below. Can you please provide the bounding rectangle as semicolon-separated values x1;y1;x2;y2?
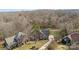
14;40;48;50
49;29;61;40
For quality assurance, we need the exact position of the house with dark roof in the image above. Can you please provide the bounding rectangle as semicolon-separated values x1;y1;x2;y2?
4;32;25;49
30;29;49;41
61;32;79;46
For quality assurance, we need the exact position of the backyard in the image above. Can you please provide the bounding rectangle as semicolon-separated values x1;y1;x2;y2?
14;40;48;50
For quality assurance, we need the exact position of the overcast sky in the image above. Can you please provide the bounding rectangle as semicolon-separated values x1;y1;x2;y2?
0;0;79;12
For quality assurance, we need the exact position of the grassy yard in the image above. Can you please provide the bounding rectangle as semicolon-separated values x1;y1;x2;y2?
14;40;48;50
49;29;61;40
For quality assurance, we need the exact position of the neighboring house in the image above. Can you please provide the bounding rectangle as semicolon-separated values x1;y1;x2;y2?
4;35;16;49
4;32;26;49
14;32;25;45
61;32;79;46
39;29;49;40
30;29;49;41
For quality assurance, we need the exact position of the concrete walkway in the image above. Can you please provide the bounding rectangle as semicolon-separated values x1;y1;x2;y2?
39;35;55;50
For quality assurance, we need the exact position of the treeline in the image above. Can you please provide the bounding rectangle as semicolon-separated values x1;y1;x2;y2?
0;10;79;38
